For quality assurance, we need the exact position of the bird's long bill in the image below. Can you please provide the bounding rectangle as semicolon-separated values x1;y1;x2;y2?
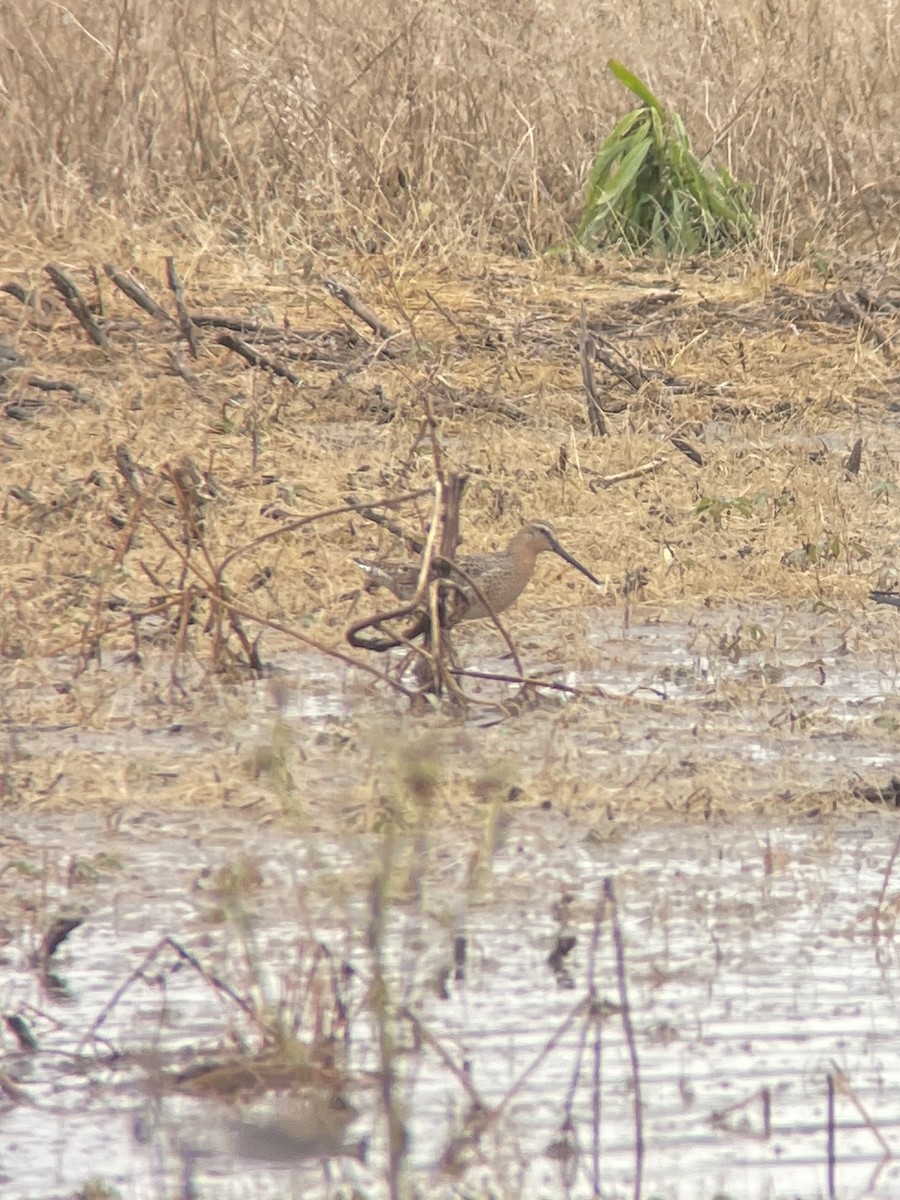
871;591;900;609
548;536;601;586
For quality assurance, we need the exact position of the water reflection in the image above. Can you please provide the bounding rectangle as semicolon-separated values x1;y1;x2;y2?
2;813;900;1197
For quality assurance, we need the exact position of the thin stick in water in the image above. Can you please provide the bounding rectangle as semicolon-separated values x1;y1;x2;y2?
604;876;644;1200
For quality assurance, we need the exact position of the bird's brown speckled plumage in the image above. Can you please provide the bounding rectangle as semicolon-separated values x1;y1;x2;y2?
354;521;599;625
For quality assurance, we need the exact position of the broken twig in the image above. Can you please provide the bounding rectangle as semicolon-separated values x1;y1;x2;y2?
323;277;397;343
587;460;663;491
580;304;608;436
103;263;174;323
165;256;199;359
45;263;111;352
217;333;301;385
834;290;894;361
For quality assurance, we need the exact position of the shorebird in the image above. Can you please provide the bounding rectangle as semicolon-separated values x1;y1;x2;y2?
353;521;600;626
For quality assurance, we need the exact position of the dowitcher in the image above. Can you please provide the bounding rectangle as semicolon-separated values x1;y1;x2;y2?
353;521;600;626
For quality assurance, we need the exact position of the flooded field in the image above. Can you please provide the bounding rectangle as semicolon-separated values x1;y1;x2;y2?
2;196;899;1200
4;597;900;1199
5;601;900;819
4;806;900;1199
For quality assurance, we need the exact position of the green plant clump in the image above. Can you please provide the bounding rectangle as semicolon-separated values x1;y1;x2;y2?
576;60;755;256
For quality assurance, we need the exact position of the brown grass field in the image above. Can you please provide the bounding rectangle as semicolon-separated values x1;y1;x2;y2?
1;0;899;823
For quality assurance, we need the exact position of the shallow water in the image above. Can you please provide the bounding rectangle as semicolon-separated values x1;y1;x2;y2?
4;602;900;1196
3;810;900;1199
6;604;900;818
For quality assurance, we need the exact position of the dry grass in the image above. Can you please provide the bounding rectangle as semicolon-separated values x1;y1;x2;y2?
2;251;898;669
0;0;897;258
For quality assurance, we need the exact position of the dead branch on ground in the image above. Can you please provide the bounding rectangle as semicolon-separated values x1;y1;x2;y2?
44;263;111;352
580;303;608;436
165;256;200;359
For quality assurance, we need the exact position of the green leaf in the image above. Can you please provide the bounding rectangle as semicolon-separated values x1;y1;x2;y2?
648;107;668;157
670;112;692;152
575;60;757;256
584;138;651;209
584;126;646;194
607;60;663;111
